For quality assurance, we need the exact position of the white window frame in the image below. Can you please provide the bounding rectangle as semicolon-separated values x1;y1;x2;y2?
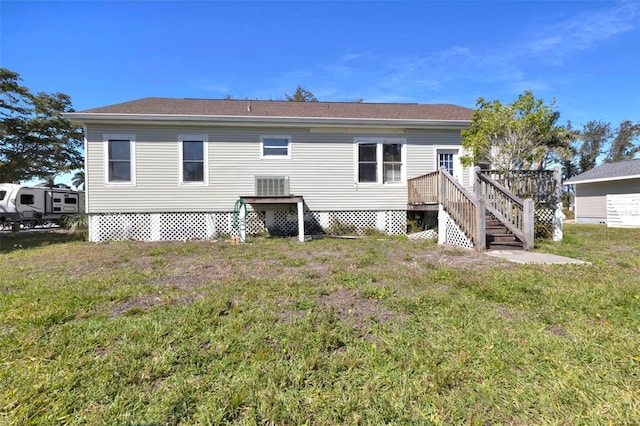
178;134;209;186
260;135;292;159
104;134;136;185
354;137;406;185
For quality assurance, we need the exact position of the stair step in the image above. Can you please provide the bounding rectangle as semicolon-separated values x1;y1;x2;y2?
486;227;509;234
484;210;525;251
488;241;524;250
488;233;519;243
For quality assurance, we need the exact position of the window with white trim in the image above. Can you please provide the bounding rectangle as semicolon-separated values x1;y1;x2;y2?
261;135;291;159
104;134;135;184
179;135;208;184
355;138;406;184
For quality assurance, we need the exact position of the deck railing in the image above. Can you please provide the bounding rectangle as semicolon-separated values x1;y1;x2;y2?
478;169;561;206
407;171;439;205
476;172;534;250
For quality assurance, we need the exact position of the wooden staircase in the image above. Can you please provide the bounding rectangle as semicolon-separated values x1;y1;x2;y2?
485;213;524;250
407;167;552;251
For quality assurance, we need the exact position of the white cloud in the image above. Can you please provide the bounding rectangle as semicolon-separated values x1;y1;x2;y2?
520;1;639;61
339;52;370;62
218;2;638;106
358;2;640;101
201;84;231;94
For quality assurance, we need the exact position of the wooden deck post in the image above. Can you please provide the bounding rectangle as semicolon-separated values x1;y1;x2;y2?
297;199;305;242
475;197;486;251
437;168;444;204
523;198;535;250
474;166;482;200
553;166;564;241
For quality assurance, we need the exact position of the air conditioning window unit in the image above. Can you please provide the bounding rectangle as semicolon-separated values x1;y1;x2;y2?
255;176;290;197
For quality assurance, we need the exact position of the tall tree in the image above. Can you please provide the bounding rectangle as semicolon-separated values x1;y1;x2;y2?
576;120;612;173
285;85;318;102
0;68;83;182
605;119;640;163
460;91;564;170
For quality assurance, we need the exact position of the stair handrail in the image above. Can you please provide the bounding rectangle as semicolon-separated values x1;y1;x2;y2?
476;170;534;250
439;168;485;250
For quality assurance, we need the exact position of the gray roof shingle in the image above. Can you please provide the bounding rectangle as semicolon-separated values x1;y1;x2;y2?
565;158;640;184
78;97;474;121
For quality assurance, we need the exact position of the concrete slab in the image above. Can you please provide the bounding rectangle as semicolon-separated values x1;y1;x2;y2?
486;250;591;265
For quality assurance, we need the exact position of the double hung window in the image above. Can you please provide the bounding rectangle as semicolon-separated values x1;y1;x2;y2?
105;134;135;184
179;135;208;185
355;138;405;184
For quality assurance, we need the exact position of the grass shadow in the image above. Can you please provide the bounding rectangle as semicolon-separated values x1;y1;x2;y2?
0;230;85;253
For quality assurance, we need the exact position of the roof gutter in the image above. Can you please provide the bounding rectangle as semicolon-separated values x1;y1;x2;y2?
564;174;640;185
63;112;471;130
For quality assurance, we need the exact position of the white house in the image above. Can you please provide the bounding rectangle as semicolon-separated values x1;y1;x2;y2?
565;158;640;227
65;97;474;242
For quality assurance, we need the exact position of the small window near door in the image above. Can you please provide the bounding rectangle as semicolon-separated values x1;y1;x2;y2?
438;152;454;175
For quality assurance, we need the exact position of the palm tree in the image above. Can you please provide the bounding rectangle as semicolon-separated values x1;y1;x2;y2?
72;170;85;190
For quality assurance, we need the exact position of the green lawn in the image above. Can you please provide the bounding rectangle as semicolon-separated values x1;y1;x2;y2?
1;224;639;424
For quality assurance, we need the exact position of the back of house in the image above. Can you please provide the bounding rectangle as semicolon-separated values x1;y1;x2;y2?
66;97;474;241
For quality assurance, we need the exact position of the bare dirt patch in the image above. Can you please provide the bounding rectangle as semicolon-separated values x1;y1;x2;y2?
408;245;511;271
106;294;166;317
103;292;205;317
280;288;404;341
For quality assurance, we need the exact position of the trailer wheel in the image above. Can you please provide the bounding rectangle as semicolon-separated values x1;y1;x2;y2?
22;220;37;229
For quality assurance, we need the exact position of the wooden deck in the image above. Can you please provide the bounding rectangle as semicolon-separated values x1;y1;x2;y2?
407;168;559;251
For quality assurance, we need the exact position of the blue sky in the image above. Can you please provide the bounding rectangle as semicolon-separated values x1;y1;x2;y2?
1;0;639;183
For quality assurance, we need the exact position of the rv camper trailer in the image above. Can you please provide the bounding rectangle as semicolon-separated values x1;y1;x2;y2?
0;183;84;229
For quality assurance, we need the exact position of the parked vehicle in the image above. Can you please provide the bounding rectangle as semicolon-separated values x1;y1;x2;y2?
0;183;84;229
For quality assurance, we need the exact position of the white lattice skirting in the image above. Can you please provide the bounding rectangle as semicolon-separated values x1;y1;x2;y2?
88;210;407;242
438;207;474;249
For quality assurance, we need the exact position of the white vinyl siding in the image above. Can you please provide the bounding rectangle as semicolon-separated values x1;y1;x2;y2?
85;126;467;213
104;134;135;185
574;179;640;223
